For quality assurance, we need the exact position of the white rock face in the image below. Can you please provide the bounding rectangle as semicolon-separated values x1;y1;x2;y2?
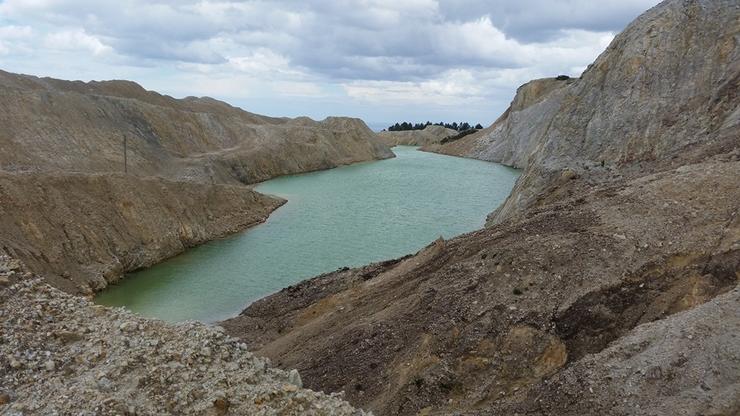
426;78;572;168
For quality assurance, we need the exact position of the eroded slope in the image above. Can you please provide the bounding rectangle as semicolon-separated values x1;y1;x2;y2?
224;157;739;415
0;71;394;292
222;0;740;414
0;173;284;293
0;71;393;185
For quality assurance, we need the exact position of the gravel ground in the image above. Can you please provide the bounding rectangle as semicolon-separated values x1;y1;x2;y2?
0;256;366;415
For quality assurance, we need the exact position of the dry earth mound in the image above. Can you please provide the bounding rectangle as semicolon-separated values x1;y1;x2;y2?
0;70;393;185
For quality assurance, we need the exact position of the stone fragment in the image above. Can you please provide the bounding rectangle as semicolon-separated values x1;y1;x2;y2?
54;330;82;343
119;321;137;333
213;396;230;411
288;369;303;388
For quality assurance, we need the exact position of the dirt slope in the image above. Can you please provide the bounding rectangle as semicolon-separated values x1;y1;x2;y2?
223;1;740;414
378;126;457;147
0;70;393;185
0;172;284;293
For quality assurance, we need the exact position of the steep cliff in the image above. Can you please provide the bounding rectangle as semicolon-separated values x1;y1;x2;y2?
0;172;284;293
422;77;573;168
429;0;738;224
377;125;457;147
223;1;740;415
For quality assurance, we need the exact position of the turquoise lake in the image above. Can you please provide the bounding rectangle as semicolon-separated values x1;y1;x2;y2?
96;146;520;322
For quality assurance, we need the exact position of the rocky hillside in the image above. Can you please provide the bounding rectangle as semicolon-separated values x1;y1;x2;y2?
0;70;393;414
223;1;740;415
0;258;365;415
428;0;738;224
422;77;574;168
0;70;393;185
0;71;393;292
377;125;457;147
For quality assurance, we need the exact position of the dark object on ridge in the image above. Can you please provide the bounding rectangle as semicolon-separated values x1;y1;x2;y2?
387;121;478;132
440;128;479;144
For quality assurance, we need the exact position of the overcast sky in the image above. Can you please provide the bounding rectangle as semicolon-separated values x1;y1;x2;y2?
0;0;661;127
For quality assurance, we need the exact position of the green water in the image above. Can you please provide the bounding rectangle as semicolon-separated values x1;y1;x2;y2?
96;147;519;322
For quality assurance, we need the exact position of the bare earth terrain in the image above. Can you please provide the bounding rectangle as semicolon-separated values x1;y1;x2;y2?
377;125;457;147
0;68;392;414
223;1;740;414
0;72;392;293
0;0;738;414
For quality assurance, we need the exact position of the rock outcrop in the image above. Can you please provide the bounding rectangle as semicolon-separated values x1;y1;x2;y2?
0;172;284;293
223;1;740;415
0;261;365;415
377;125;457;147
422;77;573;168
0;70;393;292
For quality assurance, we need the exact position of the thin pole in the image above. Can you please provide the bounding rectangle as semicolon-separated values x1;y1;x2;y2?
123;135;128;174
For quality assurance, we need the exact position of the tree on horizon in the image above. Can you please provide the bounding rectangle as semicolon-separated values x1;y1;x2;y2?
387;121;483;132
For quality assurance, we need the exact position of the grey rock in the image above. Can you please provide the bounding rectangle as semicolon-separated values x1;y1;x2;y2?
0;277;367;415
288;369;303;388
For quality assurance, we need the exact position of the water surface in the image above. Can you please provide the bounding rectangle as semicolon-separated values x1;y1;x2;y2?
97;147;519;322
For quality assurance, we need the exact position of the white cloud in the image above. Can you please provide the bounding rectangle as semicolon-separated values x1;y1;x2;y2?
0;24;33;39
272;81;324;97
44;28;111;55
229;49;296;76
344;69;493;105
0;0;660;122
0;25;34;55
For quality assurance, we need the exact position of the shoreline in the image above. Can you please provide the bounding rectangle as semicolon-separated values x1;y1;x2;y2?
94;146;517;323
93;152;399;299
